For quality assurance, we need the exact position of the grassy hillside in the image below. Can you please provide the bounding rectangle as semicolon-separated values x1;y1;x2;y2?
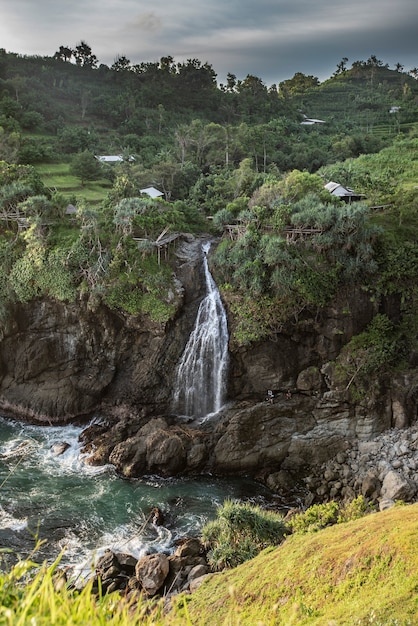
2;504;417;624
293;64;418;135
183;503;418;625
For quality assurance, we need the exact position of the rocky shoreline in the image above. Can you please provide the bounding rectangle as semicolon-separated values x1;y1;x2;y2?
305;419;418;509
88;537;210;603
73;418;418;606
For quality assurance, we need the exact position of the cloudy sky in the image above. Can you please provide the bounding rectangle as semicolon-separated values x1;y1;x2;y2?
0;0;417;86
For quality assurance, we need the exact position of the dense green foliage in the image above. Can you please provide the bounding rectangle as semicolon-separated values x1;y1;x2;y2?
0;48;417;346
288;496;376;534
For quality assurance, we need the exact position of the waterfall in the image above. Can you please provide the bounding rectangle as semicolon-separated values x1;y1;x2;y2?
172;242;229;419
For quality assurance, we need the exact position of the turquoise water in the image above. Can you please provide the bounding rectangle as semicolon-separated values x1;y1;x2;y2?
0;415;275;578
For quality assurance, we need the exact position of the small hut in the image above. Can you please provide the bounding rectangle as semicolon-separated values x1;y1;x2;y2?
324;181;365;203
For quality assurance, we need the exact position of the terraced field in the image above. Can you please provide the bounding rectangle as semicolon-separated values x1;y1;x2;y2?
35;163;112;204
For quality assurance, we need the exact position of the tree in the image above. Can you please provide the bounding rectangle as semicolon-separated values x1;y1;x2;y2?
57;126;95;154
0;127;20;163
73;41;98;68
279;72;320;97
54;46;73;62
334;57;349;76
111;55;131;72
70;151;101;186
174;124;193;166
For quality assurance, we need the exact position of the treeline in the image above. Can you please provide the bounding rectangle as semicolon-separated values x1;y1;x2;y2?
1;47;417;175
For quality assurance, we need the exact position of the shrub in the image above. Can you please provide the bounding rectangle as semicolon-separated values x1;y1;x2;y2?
337;495;376;523
289;496;375;534
201;499;288;571
288;501;340;534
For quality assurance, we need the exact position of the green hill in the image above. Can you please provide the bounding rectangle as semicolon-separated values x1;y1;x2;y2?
290;63;418;135
184;503;418;625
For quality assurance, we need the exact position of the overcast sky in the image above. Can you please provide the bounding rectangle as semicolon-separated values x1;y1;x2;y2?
1;0;417;86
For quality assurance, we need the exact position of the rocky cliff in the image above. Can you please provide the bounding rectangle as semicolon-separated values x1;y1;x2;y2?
1;234;417;503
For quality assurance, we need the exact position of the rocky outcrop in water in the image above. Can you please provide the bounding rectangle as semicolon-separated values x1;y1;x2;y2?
78;365;418;509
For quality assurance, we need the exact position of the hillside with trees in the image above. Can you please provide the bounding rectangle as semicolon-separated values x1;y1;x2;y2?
0;47;418;397
1;47;418;626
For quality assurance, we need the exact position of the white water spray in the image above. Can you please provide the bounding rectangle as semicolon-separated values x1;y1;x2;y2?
172;242;229;419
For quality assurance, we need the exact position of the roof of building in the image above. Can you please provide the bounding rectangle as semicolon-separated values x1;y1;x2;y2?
95;155;123;163
324;181;365;200
140;186;164;198
95;155;135;163
300;115;326;125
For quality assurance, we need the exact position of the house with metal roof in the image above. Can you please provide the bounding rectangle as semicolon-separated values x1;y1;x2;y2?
95;155;135;163
300;115;326;125
140;186;164;199
324;181;365;202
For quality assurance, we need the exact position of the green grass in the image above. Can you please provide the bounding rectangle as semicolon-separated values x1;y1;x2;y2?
1;504;418;624
0;548;182;625
184;503;418;625
35;163;112;204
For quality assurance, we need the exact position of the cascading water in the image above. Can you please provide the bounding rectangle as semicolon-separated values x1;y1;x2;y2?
172;241;229;419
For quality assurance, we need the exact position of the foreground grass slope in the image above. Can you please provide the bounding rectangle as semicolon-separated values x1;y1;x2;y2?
1;504;418;624
184;503;418;625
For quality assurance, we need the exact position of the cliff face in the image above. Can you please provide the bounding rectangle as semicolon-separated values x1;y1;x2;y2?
0;298;166;420
0;237;207;421
0;235;417;490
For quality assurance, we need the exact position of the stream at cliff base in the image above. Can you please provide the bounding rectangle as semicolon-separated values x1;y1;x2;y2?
0;415;276;579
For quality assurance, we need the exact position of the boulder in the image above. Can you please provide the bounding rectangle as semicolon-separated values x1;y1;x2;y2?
361;473;381;500
135;553;169;596
187;564;209;583
296;366;323;392
380;470;417;502
51;442;70;456
189;574;210;592
174;538;203;558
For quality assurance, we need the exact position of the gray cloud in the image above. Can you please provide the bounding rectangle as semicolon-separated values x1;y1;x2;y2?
0;0;416;84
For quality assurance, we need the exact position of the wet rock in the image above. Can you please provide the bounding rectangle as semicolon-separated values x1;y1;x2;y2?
135;553;169;596
51;441;70;456
174;538;204;558
150;507;164;526
265;470;295;493
146;429;187;475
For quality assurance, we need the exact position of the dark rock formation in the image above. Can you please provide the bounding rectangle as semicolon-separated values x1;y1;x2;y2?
1;233;418;499
306;417;418;507
91;538;209;599
0;236;207;421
